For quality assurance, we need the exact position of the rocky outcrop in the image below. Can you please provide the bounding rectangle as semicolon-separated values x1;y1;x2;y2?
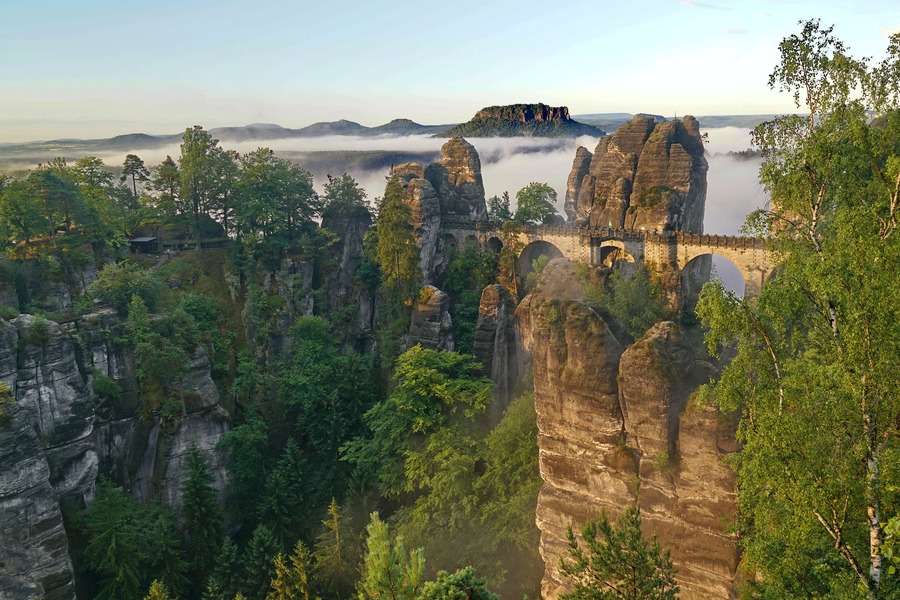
438;104;604;138
564;146;593;222
566;115;707;233
472;284;519;415
390;138;488;283
403;286;454;352
0;305;232;599
394;163;442;284
424;137;488;221
518;260;739;600
0;321;76;600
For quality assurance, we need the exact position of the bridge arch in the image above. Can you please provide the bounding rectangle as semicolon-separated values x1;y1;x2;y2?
486;236;503;254
518;240;563;282
597;240;636;267
680;253;747;312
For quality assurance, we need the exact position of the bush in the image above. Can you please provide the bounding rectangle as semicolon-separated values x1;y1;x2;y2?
90;262;163;315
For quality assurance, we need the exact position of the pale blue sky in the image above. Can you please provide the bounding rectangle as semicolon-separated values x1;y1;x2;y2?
2;0;898;141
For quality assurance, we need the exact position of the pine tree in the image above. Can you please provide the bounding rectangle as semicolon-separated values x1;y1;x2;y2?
357;513;424;600
144;579;174;600
203;538;242;600
182;443;224;597
244;525;281;600
266;540;316;600
560;505;678;600
312;499;356;600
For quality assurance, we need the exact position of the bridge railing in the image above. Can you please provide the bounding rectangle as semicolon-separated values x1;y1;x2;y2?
437;218;768;249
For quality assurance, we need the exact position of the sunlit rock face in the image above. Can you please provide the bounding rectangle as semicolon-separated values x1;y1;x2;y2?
517;259;739;600
566;115;707;233
424;137;488;221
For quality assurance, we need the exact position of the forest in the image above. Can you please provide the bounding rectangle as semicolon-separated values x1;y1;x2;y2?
2;19;900;600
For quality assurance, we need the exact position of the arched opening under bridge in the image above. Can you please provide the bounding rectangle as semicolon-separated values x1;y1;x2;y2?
681;254;745;313
518;240;564;291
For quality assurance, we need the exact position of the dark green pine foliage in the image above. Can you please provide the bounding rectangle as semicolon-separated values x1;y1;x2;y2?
244;524;282;600
278;316;375;503
202;538;242;600
216;412;271;531
83;482;188;600
257;439;308;548
181;443;224;597
560;505;678;600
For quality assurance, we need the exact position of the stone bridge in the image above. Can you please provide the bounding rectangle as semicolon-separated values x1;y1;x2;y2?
439;218;774;299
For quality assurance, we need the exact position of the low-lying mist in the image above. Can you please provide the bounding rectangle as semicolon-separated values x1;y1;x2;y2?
7;125;766;293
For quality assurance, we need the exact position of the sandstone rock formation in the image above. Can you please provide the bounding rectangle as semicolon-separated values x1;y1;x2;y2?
403;285;454;352
566;115;707;233
424;137;488;221
390;138;488;284
517;259;739;599
0;321;76;600
472;284;519;415
0;307;232;597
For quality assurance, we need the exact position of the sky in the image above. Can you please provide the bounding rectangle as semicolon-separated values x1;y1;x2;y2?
2;0;899;142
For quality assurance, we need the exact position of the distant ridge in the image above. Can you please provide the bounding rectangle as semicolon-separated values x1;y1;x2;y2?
438;103;604;138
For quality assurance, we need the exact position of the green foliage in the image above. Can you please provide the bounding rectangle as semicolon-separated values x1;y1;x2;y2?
374;175;420;305
82;482;187;600
181;443;224;598
417;567;498;600
442;241;499;354
90;261;164;315
217;413;271;525
244;525;282;600
357;513;424;600
236;147;320;255
203;538;243;600
560;505;679;600
278;316;375;504
91;372;122;405
125;295;191;411
312;499;358;600
522;253;549;295
144;579;175;600
513;182;558;225
397;391;543;599
696;21;900;597
267;540;317;600
322;173;369;218
583;266;668;339
342;346;492;498
486;192;512;223
257;439;310;548
122;154;150;196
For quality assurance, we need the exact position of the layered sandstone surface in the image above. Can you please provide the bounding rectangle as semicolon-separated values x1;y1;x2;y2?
517;259;739;599
565;115;708;233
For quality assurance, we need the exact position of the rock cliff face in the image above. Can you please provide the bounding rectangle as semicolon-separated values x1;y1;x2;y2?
0;308;231;598
566;116;707;232
424;137;488;222
0;321;76;600
517;260;739;599
392;138;488;284
472;284;519;416
403;286;454;352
